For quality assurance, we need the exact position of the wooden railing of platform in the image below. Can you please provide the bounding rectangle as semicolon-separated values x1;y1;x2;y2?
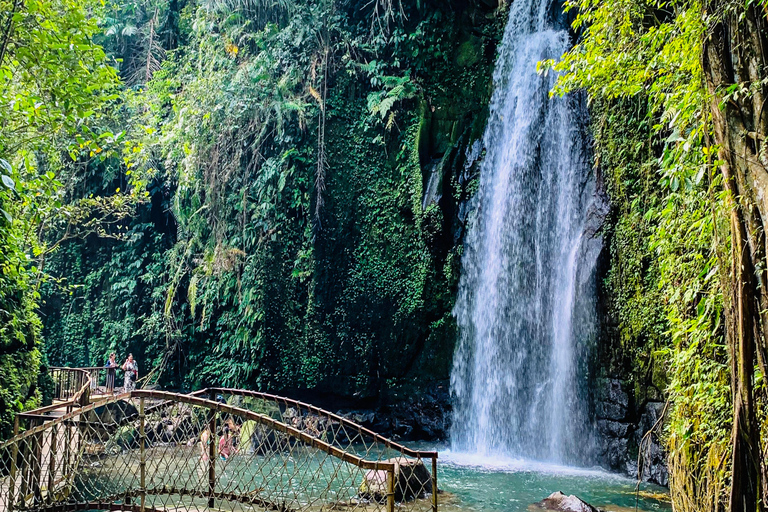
49;368;93;405
0;387;439;512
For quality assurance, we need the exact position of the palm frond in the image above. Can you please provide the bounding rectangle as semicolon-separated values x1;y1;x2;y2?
122;24;138;37
125;9;165;86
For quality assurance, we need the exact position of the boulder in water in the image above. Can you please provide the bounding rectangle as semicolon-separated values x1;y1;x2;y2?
532;491;601;512
358;456;433;502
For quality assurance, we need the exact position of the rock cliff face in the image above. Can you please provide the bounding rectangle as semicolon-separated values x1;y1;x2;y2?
342;382;452;441
593;379;668;486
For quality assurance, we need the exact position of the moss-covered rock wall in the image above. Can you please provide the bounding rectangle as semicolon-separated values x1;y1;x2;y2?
40;1;507;426
590;98;671;485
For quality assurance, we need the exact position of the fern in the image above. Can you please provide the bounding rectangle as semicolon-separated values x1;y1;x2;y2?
366;73;418;126
378;95;397;119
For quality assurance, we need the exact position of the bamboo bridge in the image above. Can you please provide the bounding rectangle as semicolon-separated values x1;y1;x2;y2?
0;368;439;512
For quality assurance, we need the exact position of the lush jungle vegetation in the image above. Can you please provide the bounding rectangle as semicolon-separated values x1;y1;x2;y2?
1;0;768;509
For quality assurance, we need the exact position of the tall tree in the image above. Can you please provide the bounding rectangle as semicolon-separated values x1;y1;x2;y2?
0;0;119;437
702;0;768;508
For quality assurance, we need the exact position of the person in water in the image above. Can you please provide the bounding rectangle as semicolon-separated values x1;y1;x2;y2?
104;352;118;393
121;353;138;391
218;426;235;461
200;427;211;461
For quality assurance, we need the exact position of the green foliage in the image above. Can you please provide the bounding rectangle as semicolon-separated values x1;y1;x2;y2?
366;72;418;128
0;157;44;437
40;0;503;402
0;0;120;156
554;0;731;506
592;99;668;393
0;0;122;437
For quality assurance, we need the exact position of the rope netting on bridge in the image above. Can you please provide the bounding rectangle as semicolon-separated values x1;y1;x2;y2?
0;389;438;512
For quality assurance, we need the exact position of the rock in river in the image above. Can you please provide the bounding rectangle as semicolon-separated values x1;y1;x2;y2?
359;456;433;502
531;491;601;512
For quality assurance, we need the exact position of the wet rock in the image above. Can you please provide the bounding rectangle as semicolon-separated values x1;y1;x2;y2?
596;401;626;421
603;438;628;469
341;382;451;442
579;162;610;286
633;402;668;487
623;403;669;487
605;380;630;408
596;419;629;438
594;378;669;487
85;400;139;427
422;159;444;210
392;456;433;500
359;469;388;501
358;457;433;502
255;428;292;454
533;491;601;512
594;379;629;421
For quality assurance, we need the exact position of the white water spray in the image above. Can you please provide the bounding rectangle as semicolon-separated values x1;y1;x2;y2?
450;0;599;464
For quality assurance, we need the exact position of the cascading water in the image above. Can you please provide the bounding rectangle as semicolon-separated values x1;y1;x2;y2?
450;0;600;465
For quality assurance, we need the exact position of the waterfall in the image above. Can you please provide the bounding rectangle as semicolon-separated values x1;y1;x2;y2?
450;0;599;465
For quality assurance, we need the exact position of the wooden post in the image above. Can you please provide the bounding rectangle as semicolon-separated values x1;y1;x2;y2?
47;424;57;504
431;456;438;512
19;436;28;508
208;390;217;508
8;415;19;512
62;415;70;481
122;406;131;507
31;419;42;506
76;411;86;503
139;397;146;512
386;468;395;512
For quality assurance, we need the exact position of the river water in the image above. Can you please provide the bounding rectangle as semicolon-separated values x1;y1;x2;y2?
437;450;670;512
72;442;671;512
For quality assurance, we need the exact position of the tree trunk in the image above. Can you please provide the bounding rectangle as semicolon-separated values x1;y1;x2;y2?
702;2;768;510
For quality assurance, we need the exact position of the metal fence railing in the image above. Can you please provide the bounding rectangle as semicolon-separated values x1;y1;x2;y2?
204;388;438;505
0;389;439;512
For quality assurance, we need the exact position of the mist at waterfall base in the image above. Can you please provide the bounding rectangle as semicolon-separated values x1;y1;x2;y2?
449;0;601;467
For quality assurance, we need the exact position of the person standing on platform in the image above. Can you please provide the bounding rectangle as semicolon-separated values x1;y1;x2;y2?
104;352;118;393
121;353;138;392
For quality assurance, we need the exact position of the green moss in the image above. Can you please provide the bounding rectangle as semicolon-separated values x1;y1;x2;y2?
456;37;483;68
592;97;668;397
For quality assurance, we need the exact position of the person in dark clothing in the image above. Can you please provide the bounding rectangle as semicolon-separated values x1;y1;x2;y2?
104;352;118;393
